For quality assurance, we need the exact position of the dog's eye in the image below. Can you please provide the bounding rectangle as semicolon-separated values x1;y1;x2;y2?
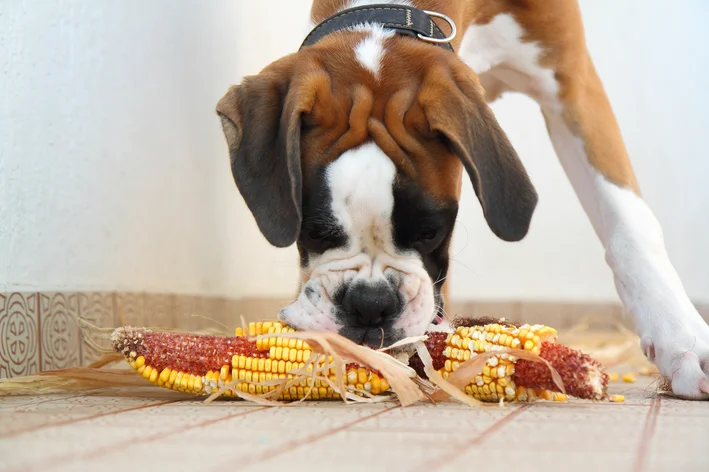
302;227;345;253
309;229;336;241
418;229;438;241
412;228;444;254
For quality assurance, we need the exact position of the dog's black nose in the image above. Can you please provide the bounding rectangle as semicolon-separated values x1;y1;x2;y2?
343;282;398;327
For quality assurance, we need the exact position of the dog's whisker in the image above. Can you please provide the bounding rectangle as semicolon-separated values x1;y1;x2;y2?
451;219;471;260
433;275;448;285
450;258;477;276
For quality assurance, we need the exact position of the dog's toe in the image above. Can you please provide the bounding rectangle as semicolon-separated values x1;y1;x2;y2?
665;351;709;400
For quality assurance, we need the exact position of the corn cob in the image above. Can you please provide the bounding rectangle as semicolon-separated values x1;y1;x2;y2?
112;322;389;401
410;323;608;401
113;319;608;403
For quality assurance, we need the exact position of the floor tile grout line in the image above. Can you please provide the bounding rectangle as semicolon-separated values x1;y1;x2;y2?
415;403;532;472
0;399;180;439
11;405;270;472
217;405;400;470
631;397;661;472
7;391;90;412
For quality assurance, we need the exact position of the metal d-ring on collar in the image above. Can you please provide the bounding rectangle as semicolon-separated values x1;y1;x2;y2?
417;10;456;44
300;4;457;52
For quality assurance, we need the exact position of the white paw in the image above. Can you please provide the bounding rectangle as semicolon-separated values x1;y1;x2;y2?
641;319;709;400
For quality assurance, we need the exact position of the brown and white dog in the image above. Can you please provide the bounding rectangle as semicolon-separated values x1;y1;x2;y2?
216;0;709;399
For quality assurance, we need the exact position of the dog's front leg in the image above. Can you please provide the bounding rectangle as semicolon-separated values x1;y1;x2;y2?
542;57;709;399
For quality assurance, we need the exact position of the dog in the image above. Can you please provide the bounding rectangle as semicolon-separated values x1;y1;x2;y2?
216;0;709;399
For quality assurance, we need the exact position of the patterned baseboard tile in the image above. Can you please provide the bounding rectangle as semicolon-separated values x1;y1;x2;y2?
0;293;40;378
1;292;708;379
0;292;293;379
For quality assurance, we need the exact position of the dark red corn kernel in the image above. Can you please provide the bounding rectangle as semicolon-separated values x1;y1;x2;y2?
450;316;519;329
112;327;264;374
409;332;449;378
513;342;609;400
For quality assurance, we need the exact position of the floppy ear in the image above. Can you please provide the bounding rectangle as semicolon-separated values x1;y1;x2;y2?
420;62;538;242
216;54;312;248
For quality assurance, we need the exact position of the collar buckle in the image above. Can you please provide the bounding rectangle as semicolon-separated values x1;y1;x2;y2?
417;10;456;45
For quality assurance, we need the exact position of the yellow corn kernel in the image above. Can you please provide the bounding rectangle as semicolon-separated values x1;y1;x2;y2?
371;375;382;394
380;378;389;392
622;373;636;383
357;368;368;384
174;372;185;390
158;368;171;386
609;394;625;402
609;372;619;382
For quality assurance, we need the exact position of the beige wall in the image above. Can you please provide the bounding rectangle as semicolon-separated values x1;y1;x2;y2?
2;0;707;303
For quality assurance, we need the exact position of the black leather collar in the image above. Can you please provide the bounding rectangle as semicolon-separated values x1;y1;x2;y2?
301;4;455;53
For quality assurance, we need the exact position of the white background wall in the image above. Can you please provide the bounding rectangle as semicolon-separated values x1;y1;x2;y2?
1;0;707;303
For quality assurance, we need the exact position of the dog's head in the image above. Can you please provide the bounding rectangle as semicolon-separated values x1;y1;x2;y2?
217;28;536;347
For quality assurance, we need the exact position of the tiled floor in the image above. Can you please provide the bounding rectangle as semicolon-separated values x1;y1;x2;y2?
1;377;706;472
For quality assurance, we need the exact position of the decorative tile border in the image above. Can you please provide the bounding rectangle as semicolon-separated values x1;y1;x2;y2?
1;291;707;379
38;293;82;372
0;293;40;378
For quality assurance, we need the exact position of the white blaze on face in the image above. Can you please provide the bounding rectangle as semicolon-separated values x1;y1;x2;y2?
279;142;436;342
353;25;394;79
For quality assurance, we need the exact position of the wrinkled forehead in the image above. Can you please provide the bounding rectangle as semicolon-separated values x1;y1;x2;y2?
298;28;465;202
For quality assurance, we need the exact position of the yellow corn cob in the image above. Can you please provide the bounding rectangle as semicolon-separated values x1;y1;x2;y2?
113;322;390;401
436;323;562;402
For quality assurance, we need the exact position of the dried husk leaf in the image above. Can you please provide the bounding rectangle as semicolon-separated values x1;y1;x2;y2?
0;368;154;395
415;342;487;407
252;330;425;406
377;335;428;352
